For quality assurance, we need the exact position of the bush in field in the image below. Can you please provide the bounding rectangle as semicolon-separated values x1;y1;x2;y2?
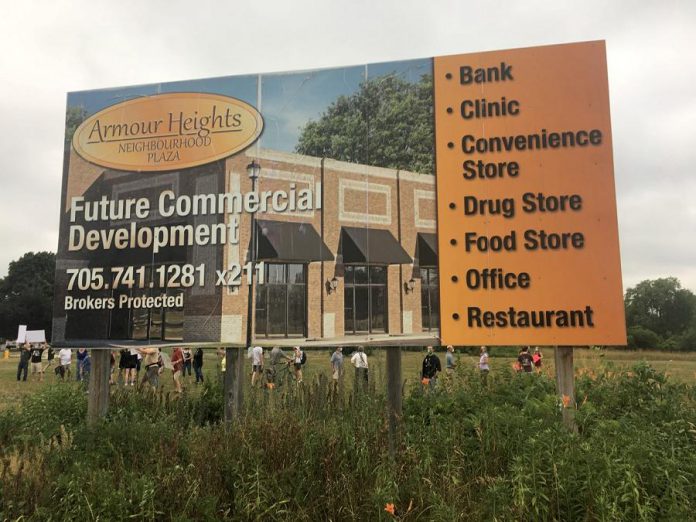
627;325;661;349
2;364;696;520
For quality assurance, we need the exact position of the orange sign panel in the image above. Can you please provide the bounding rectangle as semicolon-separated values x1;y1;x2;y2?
73;93;263;172
434;41;626;345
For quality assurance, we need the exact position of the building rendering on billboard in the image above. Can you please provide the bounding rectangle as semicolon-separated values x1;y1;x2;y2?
52;40;626;347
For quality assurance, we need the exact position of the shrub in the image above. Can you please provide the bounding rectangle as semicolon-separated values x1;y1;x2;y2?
627;326;661;349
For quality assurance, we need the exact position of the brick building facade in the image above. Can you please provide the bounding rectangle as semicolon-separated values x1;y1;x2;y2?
53;148;440;346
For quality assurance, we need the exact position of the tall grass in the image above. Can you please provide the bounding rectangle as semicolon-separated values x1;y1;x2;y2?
1;363;696;520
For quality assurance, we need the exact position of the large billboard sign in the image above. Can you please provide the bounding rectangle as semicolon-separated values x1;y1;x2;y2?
53;40;626;347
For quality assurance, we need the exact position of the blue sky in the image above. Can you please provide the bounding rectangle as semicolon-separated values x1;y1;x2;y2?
68;57;432;153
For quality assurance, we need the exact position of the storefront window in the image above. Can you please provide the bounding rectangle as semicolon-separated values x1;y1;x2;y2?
420;267;439;331
255;263;307;338
344;265;387;334
107;265;184;341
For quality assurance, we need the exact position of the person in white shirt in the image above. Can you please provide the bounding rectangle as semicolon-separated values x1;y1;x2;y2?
251;346;264;387
58;348;72;380
350;346;369;390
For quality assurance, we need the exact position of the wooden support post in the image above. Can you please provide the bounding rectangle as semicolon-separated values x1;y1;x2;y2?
554;346;578;432
234;347;245;415
224;347;246;428
223;347;235;427
386;346;402;457
87;349;110;424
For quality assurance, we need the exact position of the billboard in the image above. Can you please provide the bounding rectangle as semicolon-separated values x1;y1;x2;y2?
52;40;626;347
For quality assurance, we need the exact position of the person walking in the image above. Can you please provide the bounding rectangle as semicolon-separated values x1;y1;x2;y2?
350;346;369;391
533;347;543;372
518;346;534;374
76;348;88;381
421;346;441;389
479;346;490;385
138;347;161;389
182;348;193;379
193;348;204;384
268;346;291;385
330;347;344;390
171;347;184;393
44;344;55;373
30;344;45;382
250;346;264;387
16;342;31;382
292;346;304;384
445;345;456;376
58;347;72;380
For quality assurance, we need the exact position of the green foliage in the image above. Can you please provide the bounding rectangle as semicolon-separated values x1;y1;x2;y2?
0;251;56;339
627;325;661;349
296;74;434;174
625;277;696;339
2;365;696;520
64;105;87;148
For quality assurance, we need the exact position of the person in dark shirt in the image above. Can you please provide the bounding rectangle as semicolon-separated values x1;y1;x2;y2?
16;343;31;382
76;348;88;381
518;346;534;373
421;346;442;388
30;345;45;382
193;348;204;384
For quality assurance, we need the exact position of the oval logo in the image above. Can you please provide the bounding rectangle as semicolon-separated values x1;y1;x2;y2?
72;93;263;172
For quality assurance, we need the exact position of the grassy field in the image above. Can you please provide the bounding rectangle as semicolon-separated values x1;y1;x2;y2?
2;346;696;519
1;346;694;406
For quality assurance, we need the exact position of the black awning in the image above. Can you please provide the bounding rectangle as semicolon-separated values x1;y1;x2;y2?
340;227;412;264
417;233;438;267
256;220;334;262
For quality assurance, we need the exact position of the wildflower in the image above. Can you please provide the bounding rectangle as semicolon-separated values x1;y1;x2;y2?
562;394;572;408
421;377;430;386
384;503;395;515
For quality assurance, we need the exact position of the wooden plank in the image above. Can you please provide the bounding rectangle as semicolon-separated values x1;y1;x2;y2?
555;346;577;432
386;346;402;457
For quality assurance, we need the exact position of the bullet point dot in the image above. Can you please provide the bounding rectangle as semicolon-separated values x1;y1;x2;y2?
450;238;457;246
447;142;454;149
451;275;458;282
449;202;456;209
445;73;452;80
452;313;460;320
446;107;453;114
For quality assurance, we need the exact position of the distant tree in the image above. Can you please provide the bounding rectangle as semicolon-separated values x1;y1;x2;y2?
64;105;87;149
295;74;434;174
624;277;696;339
0;252;55;340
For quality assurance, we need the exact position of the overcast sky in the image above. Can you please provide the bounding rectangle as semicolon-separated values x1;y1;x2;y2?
0;0;694;292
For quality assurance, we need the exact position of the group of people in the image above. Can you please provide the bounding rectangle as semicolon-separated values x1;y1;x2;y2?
134;346;205;393
220;345;373;391
14;343;91;382
12;343;546;391
421;345;545;388
515;346;544;373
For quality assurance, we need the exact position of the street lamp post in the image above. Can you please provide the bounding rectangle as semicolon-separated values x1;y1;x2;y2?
225;160;261;427
245;159;261;348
